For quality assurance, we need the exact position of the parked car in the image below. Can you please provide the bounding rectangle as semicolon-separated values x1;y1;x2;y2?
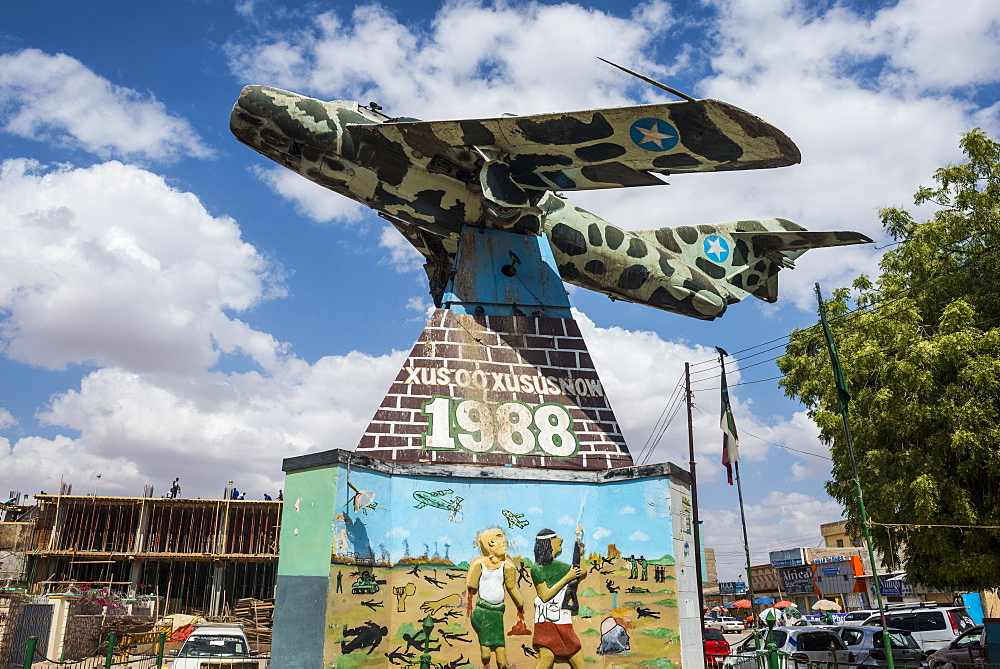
834;624;925;667
843;609;882;623
792;618;836;627
861;604;976;652
708;616;747;633
725;627;852;669
705;627;732;665
927;625;986;669
171;623;257;669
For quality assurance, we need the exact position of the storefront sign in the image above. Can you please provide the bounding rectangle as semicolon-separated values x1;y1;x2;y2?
719;581;748;595
770;548;806;568
873;574;912;598
781;566;814;595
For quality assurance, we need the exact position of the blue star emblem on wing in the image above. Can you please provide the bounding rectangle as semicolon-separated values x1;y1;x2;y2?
629;117;679;152
703;235;730;262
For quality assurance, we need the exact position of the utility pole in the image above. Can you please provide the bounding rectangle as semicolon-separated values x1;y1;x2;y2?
685;363;707;663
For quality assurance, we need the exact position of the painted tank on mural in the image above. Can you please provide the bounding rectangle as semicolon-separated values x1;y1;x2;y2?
229;63;871;320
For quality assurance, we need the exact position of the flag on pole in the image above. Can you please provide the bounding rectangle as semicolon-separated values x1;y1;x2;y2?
816;284;851;416
717;347;739;485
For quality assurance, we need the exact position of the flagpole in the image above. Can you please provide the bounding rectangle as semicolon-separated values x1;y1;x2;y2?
734;461;760;647
718;348;760;649
685;363;707;655
815;283;894;669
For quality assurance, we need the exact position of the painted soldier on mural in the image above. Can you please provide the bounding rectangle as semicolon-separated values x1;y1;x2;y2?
531;527;587;668
467;528;524;668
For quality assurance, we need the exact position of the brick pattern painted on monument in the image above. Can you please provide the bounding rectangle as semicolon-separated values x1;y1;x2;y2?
356;309;632;469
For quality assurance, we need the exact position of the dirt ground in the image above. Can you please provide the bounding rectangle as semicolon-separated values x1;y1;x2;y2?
326;559;681;668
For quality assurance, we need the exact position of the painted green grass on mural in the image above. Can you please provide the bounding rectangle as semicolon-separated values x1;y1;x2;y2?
653;598;678;607
580;587;601;597
640;627;681;642
334;651;384;668
641;657;679;669
578;604;600;618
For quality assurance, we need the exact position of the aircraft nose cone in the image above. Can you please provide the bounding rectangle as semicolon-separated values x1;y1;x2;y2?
231;85;344;156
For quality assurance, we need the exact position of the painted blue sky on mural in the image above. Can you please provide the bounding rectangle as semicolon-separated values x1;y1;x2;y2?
1;0;999;580
335;469;676;566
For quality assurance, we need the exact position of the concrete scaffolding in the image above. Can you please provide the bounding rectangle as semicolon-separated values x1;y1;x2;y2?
26;495;281;615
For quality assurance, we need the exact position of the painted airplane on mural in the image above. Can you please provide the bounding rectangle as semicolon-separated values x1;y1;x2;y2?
230;61;871;320
412;489;463;513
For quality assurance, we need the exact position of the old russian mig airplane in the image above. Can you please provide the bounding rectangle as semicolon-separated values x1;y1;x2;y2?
230;63;871;320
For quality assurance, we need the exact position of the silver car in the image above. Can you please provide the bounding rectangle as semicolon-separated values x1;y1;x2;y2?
725;627;852;669
835;625;926;667
927;625;986;669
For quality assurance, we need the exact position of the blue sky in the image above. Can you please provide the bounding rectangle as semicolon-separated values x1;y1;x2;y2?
1;0;998;581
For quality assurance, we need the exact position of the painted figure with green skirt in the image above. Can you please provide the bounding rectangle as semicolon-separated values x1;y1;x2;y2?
467;528;524;668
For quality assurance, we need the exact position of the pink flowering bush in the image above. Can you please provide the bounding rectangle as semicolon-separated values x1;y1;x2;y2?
68;583;125;613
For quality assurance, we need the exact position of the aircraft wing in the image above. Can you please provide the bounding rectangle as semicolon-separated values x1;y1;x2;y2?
348;99;800;194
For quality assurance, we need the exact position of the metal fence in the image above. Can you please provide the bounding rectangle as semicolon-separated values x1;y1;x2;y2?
724;648;1000;669
8;631;165;668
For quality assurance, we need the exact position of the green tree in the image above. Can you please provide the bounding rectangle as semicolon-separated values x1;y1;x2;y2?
777;129;1000;591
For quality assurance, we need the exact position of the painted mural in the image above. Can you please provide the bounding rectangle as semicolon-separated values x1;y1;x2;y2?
325;467;680;668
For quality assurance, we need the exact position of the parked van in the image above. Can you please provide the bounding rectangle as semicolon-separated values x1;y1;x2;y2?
860;604;975;652
171;623;258;668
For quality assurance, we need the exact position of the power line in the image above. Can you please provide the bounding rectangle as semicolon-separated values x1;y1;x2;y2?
635;371;687;466
868;521;1000;530
688;233;1000;374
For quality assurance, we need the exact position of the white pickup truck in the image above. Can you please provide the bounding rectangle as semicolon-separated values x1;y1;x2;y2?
171;623;259;668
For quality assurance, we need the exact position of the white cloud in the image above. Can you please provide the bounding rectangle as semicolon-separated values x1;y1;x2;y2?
0;159;281;373
703;490;844;581
0;50;211;162
250;165;366;224
386;526;410;538
593;527;611;540
620;506;636;515
558;515;575;526
3;346;407;497
629;530;649;541
226;2;680;120
0;408;16;429
380;226;426;273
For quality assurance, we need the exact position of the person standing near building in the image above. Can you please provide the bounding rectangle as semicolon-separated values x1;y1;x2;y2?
169;478;180;499
467;528;523;669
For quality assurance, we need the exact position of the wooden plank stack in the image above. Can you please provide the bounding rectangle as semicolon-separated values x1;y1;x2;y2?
229;597;273;648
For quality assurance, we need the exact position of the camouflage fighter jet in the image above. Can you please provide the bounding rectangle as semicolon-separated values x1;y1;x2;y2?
230;67;871;320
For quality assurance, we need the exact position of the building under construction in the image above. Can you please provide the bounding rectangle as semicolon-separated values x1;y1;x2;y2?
22;494;280;615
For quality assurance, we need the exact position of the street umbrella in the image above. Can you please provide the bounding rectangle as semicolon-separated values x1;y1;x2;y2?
812;599;842;611
757;607;781;623
775;601;794;608
711;606;726;612
731;599;752;608
755;596;774;605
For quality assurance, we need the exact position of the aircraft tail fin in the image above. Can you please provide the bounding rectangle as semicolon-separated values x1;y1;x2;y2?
635;218;871;305
725;225;871;303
